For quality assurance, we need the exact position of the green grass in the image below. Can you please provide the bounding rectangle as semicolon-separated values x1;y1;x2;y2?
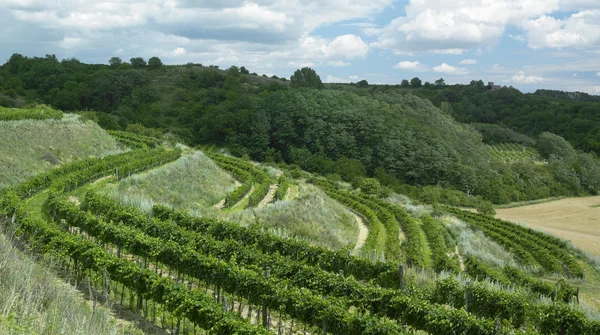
0;229;142;335
0;115;121;190
106;150;237;212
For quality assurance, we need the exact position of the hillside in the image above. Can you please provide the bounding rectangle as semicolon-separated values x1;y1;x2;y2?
3;55;600;209
0;105;120;190
1;110;600;334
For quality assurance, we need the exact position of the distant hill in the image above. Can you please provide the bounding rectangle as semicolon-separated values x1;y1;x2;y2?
533;89;600;102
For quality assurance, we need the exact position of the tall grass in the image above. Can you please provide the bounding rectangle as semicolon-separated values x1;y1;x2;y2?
196;183;359;250
107;150;237;212
0;116;121;190
0;229;141;335
441;215;518;268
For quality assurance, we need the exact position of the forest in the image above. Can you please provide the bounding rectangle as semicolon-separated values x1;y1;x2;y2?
2;53;600;207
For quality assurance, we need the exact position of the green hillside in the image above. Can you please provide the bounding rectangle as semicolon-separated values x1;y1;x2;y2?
1;107;600;334
0;106;120;190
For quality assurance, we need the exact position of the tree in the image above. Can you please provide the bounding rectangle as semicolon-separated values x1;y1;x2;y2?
410;77;422;87
240;66;250;75
401;79;410;87
435;78;445;88
109;57;122;68
357;79;369;88
290;67;324;89
130;57;147;68
148;57;163;70
355;178;381;195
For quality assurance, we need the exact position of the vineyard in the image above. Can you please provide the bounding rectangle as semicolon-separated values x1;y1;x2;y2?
1;121;600;334
487;143;540;162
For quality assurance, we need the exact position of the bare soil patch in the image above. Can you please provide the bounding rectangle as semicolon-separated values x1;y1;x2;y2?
495;196;600;256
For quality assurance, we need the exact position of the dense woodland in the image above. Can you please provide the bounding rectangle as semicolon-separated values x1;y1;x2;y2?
2;53;600;206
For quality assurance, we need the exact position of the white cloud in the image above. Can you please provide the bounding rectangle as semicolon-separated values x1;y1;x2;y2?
433;63;469;75
460;59;477;65
59;37;86;49
511;70;544;83
393;61;427;71
596;72;600;77
592;86;600;94
433;48;465;55
523;10;600;49
172;47;186;56
324;74;350;83
370;0;560;54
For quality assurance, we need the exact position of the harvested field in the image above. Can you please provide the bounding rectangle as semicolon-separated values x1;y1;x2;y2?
496;196;600;256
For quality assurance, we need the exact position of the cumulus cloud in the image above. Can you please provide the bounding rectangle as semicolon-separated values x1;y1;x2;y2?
172;47;186;56
433;63;469;75
460;59;477;65
0;0;385;69
369;0;560;54
523;10;600;49
511;70;544;83
393;61;427;71
324;74;350;83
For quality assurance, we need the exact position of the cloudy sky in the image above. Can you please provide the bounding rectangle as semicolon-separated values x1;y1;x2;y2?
1;0;599;93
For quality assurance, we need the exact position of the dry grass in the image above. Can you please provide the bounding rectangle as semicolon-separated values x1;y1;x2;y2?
195;183;360;250
0;115;121;190
107;150;237;212
495;196;600;256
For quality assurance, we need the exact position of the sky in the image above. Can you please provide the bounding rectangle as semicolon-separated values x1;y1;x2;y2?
1;0;599;94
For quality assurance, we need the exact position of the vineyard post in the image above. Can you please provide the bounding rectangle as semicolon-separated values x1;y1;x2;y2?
465;280;471;312
495;317;501;335
576;288;580;304
263;268;270;328
399;264;405;289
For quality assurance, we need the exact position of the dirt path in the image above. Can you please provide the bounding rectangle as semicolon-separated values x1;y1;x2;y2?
495;196;600;256
454;246;465;271
213;199;226;210
351;212;369;253
258;185;278;208
213;180;247;210
92;175;114;185
68;196;81;206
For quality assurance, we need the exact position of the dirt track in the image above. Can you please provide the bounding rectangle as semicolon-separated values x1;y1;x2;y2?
495;196;600;256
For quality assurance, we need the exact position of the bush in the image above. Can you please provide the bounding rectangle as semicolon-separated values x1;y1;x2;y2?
355;178;380;195
476;201;496;216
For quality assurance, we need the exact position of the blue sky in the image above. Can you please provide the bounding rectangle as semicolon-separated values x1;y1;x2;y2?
1;0;599;94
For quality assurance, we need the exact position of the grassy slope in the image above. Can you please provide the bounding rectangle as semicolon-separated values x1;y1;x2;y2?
221;183;359;250
104;151;358;249
0;226;141;335
0;115;120;190
106;149;237;212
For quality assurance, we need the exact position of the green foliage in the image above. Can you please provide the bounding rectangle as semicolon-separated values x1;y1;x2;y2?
355;177;381;195
444;206;584;278
130;57;147;68
108;56;122;68
0;104;62;120
422;215;459;272
410;77;422;87
357;79;369;88
147;57;163;70
289;67;324;89
476;200;496;216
